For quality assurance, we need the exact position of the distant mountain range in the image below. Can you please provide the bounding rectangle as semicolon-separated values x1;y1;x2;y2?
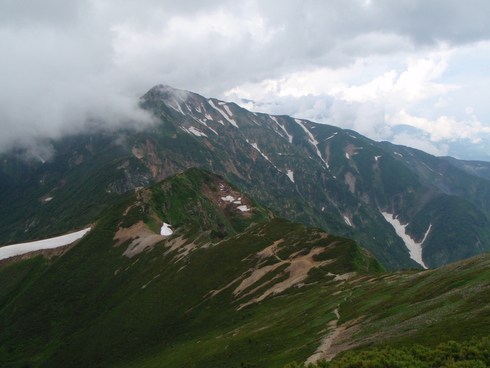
2;84;490;270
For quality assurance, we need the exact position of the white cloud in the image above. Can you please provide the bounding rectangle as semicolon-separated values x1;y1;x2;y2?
391;132;449;157
330;49;459;108
1;0;490;159
388;110;490;143
228;45;490;159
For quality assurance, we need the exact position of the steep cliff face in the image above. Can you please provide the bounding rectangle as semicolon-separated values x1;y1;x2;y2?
1;85;490;269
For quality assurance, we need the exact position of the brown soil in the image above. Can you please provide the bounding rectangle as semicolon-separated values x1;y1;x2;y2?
114;221;168;258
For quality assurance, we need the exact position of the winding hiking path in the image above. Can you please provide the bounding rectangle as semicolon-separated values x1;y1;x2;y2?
305;307;342;365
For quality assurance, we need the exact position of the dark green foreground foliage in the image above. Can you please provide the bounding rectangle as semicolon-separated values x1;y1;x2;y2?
288;336;490;368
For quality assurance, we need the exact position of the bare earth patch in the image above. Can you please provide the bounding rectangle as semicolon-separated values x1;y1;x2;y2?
114;221;168;258
305;309;364;364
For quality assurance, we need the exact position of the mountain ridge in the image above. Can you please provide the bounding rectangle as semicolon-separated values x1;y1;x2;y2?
1;168;489;367
1;84;490;270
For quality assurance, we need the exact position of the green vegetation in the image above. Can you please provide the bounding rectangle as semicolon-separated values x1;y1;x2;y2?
0;168;490;367
0;169;384;368
2;87;490;367
287;336;490;368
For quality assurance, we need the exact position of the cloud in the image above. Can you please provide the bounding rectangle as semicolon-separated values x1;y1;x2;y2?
391;132;449;157
388;110;490;143
325;49;459;109
1;0;490;159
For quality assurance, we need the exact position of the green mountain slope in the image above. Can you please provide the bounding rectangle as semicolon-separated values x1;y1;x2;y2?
0;169;382;368
1;169;490;368
1;85;490;270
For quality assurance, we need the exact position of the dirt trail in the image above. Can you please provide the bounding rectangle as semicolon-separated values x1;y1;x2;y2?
305;307;341;365
305;291;360;364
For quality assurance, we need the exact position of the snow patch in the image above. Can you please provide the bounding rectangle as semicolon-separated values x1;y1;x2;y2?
381;212;429;269
271;116;293;143
286;169;295;183
237;205;250;212
171;98;185;115
295;119;329;168
221;195;235;202
343;216;352;227
208;100;239;128
374;155;382;161
324;132;338;141
188;126;207;137
44;197;53;202
223;105;233;117
296;119;319;146
182;126;208;137
345;152;350;159
160;222;173;236
0;228;91;261
246;140;276;168
207;126;218;135
195;118;218;135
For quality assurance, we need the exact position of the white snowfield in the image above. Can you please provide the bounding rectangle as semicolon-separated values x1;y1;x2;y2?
0;228;91;261
160;222;173;236
381;212;430;269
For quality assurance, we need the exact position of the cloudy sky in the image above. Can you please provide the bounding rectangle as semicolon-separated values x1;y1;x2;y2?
2;0;490;160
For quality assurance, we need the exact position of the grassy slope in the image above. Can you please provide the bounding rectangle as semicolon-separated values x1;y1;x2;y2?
0;170;382;368
1;169;489;368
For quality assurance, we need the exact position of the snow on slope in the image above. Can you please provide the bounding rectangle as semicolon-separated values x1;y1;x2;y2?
382;212;429;269
246;140;277;169
181;126;208;137
160;223;173;236
0;228;91;261
270;116;293;143
295;119;329;168
208;100;239;128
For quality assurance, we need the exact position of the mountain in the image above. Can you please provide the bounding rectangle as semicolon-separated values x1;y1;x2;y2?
441;156;490;181
1;168;489;368
1;84;490;270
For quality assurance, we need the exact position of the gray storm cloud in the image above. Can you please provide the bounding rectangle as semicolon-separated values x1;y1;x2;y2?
2;0;490;156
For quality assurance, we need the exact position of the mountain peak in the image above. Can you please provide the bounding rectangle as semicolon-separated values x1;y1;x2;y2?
143;84;191;102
